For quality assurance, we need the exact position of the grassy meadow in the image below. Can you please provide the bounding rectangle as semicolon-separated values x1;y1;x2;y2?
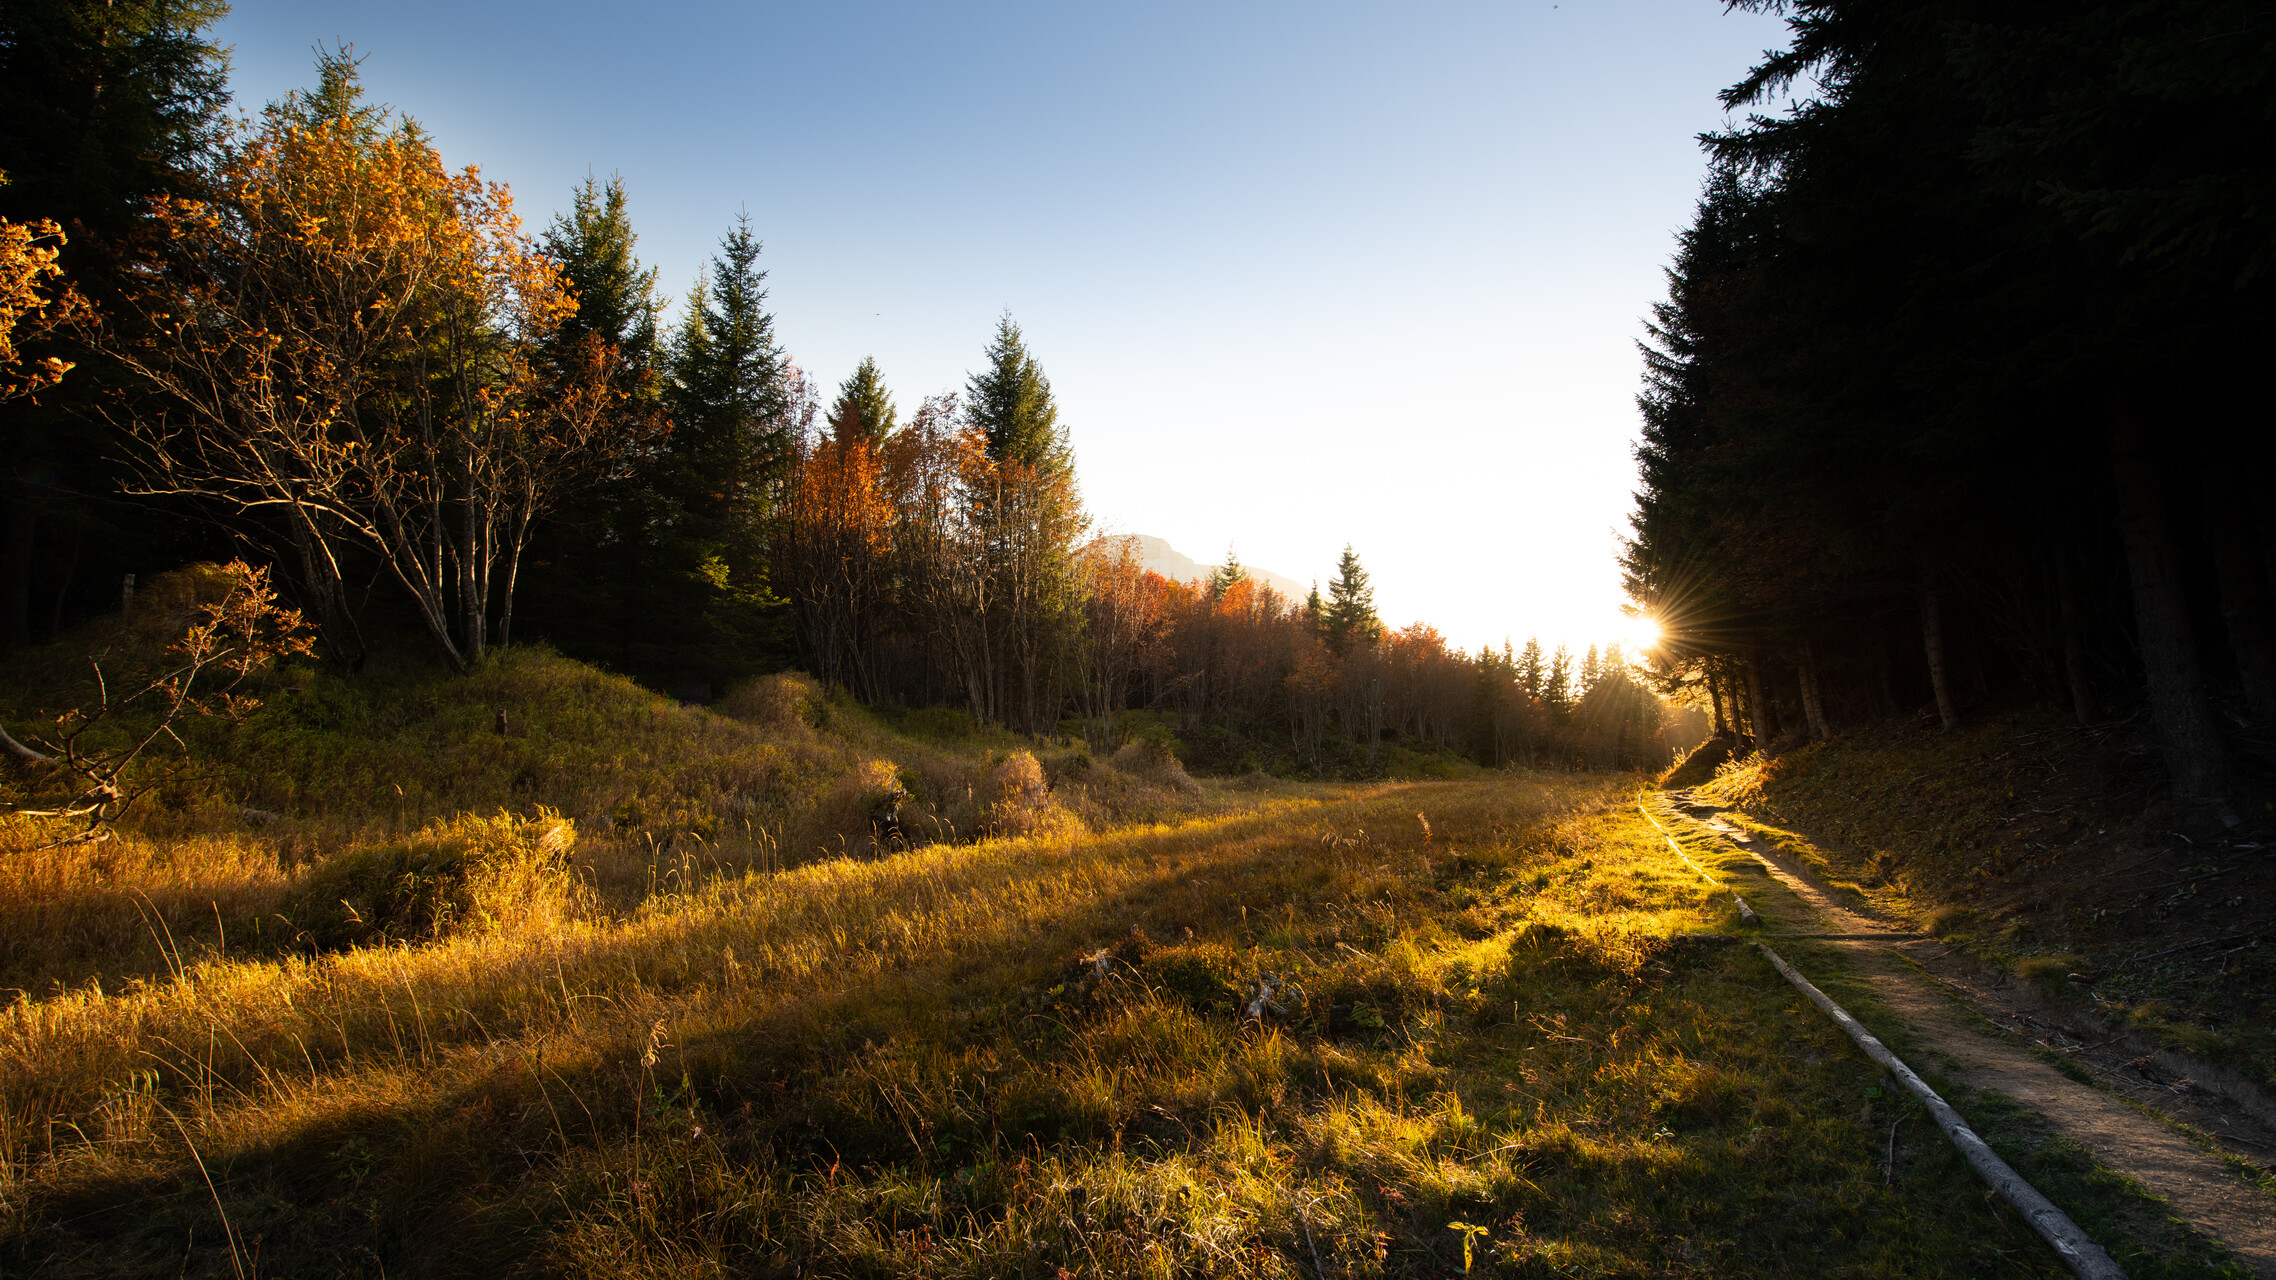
0;603;2118;1276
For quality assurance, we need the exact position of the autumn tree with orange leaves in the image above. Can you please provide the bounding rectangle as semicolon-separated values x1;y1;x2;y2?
772;324;1688;771
0;193;88;404
780;429;894;699
100;54;622;671
1075;536;1166;751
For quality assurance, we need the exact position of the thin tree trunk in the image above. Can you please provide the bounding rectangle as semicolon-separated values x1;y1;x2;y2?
1922;586;1959;731
1366;677;1383;769
46;520;80;640
285;502;366;671
1;489;32;649
1874;628;1898;719
1800;640;1832;742
2110;407;2235;829
1708;665;1730;737
1744;652;1776;748
497;505;531;650
2202;461;2276;722
1720;660;1738;742
460;456;484;663
2055;552;2098;725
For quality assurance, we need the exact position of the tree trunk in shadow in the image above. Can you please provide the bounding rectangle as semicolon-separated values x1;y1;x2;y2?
1922;586;1959;731
2110;407;2235;830
2202;459;2276;723
283;514;366;672
0;485;31;649
1744;649;1777;748
2055;552;2098;726
1874;629;1898;719
1800;639;1832;741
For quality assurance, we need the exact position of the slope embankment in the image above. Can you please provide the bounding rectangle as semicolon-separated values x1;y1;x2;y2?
1672;715;2276;1085
1652;784;2276;1275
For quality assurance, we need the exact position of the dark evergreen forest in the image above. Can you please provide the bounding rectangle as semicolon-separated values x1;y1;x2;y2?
1625;0;2276;830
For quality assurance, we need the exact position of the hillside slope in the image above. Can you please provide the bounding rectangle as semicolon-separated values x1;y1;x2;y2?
1129;533;1309;601
1671;715;2276;1082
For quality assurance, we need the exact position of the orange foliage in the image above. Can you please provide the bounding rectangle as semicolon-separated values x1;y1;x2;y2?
106;114;620;668
0;208;88;402
781;434;894;695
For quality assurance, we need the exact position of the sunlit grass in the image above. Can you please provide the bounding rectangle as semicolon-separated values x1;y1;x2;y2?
0;623;2135;1275
0;732;2104;1277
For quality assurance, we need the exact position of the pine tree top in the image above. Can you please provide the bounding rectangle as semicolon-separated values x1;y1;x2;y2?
1207;547;1249;598
1323;544;1381;654
828;356;897;447
545;173;661;370
264;45;392;141
966;314;1068;477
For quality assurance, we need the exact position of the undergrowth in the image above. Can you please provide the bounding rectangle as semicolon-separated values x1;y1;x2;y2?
1678;717;2276;1090
0;588;2121;1276
0;771;2091;1275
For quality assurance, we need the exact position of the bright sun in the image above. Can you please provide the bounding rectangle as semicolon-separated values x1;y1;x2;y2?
1615;613;1663;657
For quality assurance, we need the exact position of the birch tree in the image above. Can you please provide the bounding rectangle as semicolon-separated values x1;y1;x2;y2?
103;73;620;670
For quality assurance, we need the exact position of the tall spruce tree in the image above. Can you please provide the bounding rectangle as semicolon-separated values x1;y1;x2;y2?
1517;637;1546;700
1545;645;1574;721
966;314;1068;477
514;174;669;662
0;0;229;647
670;216;788;506
545;175;662;371
1323;545;1380;654
640;215;794;688
826;356;896;447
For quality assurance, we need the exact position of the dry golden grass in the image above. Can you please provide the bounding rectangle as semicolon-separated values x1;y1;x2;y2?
1;619;2176;1275
3;752;2120;1277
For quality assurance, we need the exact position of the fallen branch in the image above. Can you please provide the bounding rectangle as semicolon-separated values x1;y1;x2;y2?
1755;943;2125;1280
2121;932;2261;969
1638;803;1759;924
2131;865;2243;896
0;721;52;764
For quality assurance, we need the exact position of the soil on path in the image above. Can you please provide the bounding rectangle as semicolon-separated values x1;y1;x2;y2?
1658;789;2276;1276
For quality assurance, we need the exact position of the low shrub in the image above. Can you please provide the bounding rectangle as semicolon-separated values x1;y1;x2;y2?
1143;941;1244;1014
1110;737;1201;795
291;808;581;949
806;758;909;858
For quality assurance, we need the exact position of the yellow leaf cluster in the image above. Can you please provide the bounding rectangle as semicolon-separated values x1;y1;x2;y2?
0;211;89;402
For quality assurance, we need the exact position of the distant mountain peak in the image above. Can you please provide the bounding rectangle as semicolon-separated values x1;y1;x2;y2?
1122;534;1308;602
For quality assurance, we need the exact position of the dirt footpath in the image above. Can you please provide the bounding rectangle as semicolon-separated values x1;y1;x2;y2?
1657;790;2276;1276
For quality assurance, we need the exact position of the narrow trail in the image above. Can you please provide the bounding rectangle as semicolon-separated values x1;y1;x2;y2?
1655;789;2276;1276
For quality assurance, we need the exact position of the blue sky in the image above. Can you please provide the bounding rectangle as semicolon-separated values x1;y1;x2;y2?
212;0;1790;654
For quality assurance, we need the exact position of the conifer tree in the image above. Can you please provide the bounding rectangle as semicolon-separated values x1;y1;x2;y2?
827;355;896;447
1517;637;1545;700
1544;645;1573;720
669;216;788;503
639;215;794;683
0;0;229;646
1323;544;1380;655
515;173;668;661
966;314;1068;478
544;174;661;372
1207;547;1248;599
263;45;387;136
